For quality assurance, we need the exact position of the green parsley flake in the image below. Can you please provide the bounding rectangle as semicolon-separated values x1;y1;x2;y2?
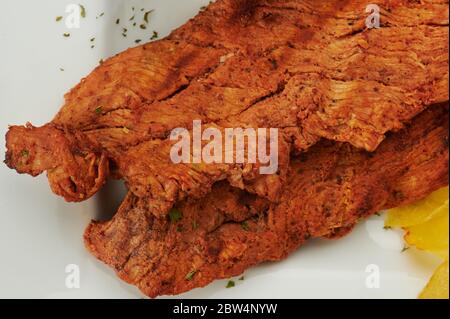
226;280;235;288
150;31;159;40
241;221;249;231
56;16;63;22
63;33;70;37
79;4;86;18
21;150;29;157
185;270;197;281
169;209;182;222
144;10;154;23
192;220;199;230
94;106;103;114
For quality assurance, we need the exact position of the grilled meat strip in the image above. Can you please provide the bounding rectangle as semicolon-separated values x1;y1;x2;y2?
85;103;449;298
5;0;449;215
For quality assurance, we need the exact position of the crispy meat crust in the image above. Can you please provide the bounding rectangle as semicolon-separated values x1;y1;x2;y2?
85;103;449;298
5;124;109;201
4;0;449;215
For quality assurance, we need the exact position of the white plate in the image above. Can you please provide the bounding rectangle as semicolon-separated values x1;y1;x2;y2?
0;0;441;299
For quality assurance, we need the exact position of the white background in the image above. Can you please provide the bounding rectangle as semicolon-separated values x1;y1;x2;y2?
0;0;441;299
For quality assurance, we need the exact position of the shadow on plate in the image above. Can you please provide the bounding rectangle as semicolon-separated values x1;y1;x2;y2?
94;178;127;222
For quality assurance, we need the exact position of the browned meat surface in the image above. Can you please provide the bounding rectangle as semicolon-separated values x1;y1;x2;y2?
85;103;449;298
4;125;109;201
4;0;449;216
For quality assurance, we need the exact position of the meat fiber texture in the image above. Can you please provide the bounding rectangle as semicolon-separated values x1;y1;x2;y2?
85;103;449;298
5;0;449;216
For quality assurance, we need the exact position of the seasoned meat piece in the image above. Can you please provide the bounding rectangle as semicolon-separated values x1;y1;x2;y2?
5;0;449;216
85;103;449;298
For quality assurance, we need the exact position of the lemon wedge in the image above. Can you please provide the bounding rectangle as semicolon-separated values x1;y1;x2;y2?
404;202;449;259
386;187;449;228
420;260;449;299
385;186;449;299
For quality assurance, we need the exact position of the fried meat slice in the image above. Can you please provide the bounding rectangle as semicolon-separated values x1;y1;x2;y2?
5;0;449;214
5;125;109;201
85;103;449;298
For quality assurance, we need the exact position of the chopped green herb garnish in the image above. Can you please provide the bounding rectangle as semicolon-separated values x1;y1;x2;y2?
79;4;86;18
63;33;70;37
135;39;142;43
91;45;95;49
239;276;245;281
169;209;183;222
401;246;410;253
129;15;135;21
94;106;103;114
150;31;159;40
226;280;235;288
99;59;104;65
140;24;147;30
144;10;154;23
56;16;63;22
133;22;137;27
375;212;381;217
59;68;65;72
90;37;95;42
116;18;120;24
122;33;127;37
21;150;29;157
185;270;197;281
241;221;249;231
192;220;199;230
383;226;392;230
